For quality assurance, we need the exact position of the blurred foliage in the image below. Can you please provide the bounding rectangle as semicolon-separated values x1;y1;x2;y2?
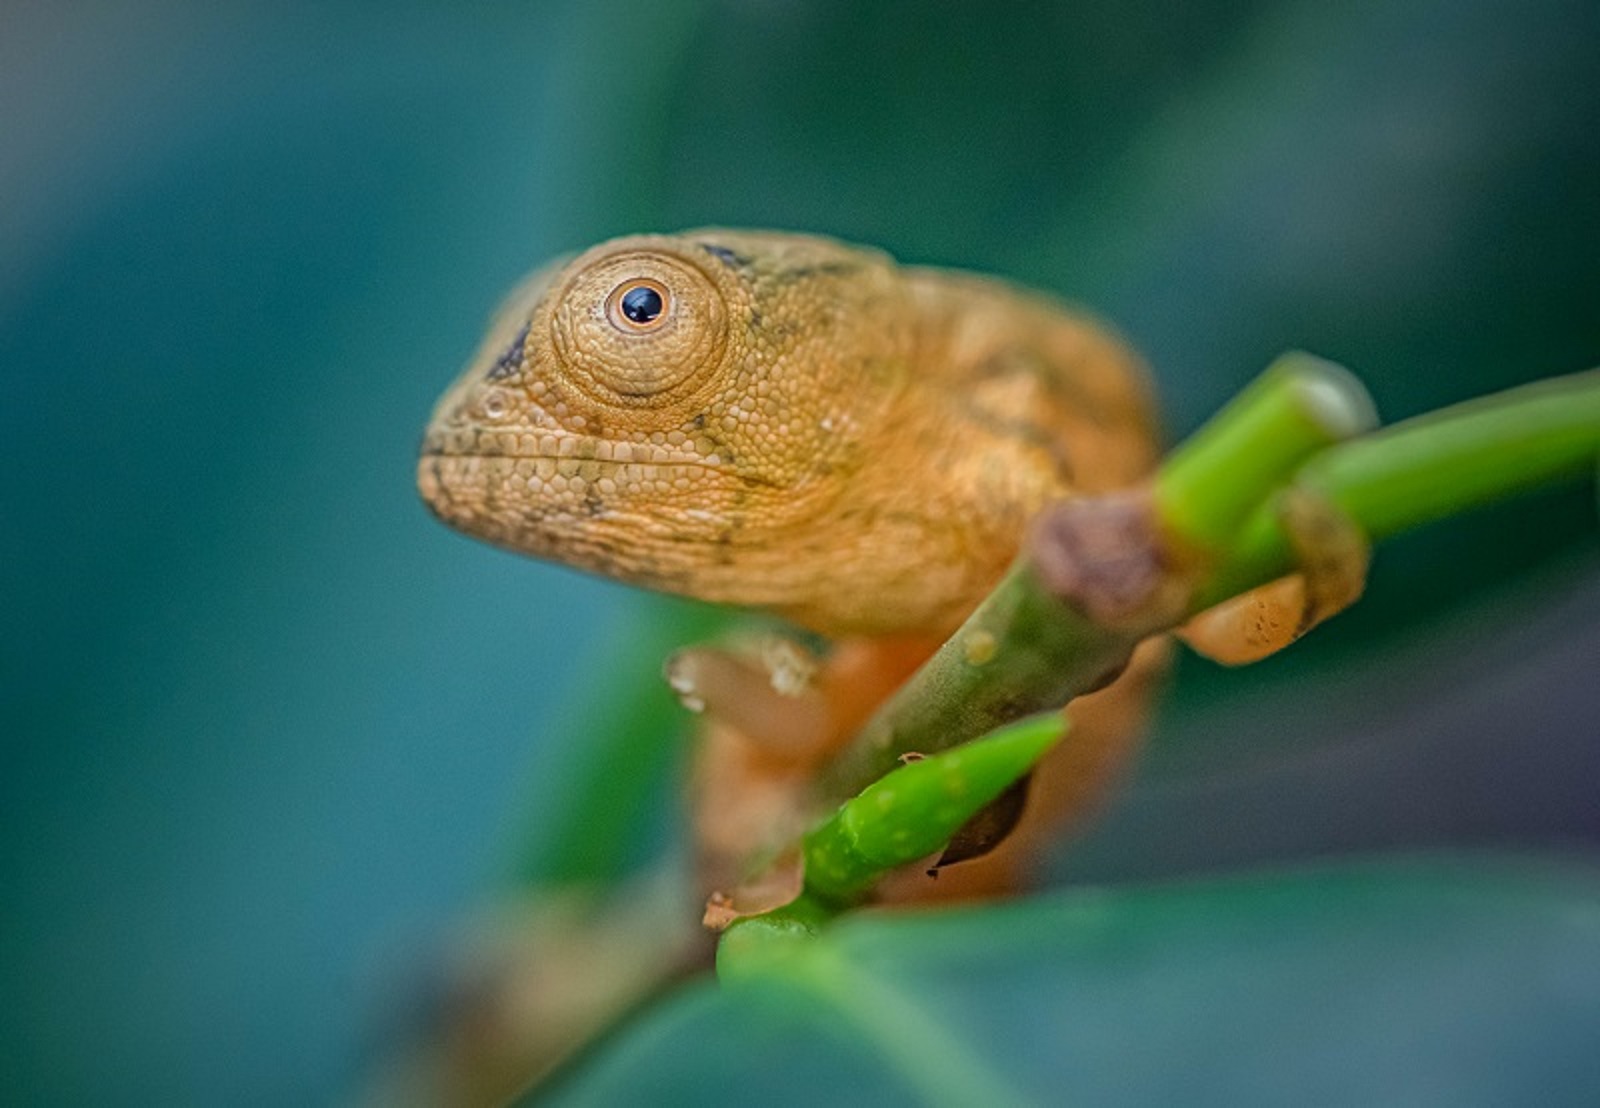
2;0;1597;1103
505;596;730;888
553;857;1600;1105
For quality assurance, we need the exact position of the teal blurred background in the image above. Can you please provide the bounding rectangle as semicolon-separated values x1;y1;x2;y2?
3;0;1597;1102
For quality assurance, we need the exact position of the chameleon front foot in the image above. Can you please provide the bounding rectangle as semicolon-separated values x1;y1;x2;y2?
664;637;832;763
1179;487;1370;666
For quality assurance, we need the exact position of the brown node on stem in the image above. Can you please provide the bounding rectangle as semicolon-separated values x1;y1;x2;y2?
1027;490;1196;633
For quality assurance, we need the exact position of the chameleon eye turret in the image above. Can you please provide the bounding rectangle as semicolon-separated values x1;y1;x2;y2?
554;248;728;402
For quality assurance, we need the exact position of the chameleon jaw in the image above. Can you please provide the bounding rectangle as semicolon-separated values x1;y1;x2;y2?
416;446;754;586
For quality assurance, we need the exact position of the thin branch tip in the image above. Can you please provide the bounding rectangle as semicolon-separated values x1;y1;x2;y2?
1294;367;1378;440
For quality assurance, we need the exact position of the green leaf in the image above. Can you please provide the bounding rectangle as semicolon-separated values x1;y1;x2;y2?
505;595;734;887
545;856;1600;1105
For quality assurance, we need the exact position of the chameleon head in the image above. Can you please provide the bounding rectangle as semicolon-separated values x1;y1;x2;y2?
418;230;913;604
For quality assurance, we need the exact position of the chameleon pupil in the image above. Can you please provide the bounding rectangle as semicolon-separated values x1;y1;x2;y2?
620;285;664;325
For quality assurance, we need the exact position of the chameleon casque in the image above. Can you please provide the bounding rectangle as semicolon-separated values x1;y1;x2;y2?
419;229;1350;902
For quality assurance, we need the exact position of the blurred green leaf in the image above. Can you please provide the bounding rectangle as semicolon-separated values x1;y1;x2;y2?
505;595;734;887
548;856;1600;1105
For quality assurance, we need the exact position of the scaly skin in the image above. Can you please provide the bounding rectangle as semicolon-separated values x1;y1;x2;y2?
419;229;1160;637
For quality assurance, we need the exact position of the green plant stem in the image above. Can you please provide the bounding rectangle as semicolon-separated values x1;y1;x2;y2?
820;364;1600;802
1202;368;1600;605
736;363;1597;949
717;718;1065;947
1155;351;1377;550
814;563;1135;799
715;893;836;981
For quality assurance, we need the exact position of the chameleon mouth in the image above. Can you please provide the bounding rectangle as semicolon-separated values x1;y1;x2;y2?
416;436;744;547
418;425;731;472
416;448;733;512
416;445;757;595
416;438;736;525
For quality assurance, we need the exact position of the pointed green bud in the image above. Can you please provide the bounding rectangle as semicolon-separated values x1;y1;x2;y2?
802;713;1067;904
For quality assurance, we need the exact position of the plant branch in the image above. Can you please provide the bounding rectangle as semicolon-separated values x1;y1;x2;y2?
728;360;1597;943
1201;368;1600;605
818;352;1376;799
821;362;1599;802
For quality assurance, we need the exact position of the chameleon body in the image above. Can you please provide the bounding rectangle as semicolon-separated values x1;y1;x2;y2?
419;230;1160;637
416;228;1375;993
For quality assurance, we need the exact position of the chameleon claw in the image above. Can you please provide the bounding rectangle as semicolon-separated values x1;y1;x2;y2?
1179;487;1370;665
759;636;818;696
701;891;738;931
664;664;707;714
1279;485;1369;633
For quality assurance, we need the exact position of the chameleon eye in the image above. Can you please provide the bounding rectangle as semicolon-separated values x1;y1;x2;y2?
607;279;669;332
554;243;729;403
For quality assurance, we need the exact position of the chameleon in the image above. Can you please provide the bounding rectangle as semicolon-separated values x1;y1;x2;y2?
419;229;1364;900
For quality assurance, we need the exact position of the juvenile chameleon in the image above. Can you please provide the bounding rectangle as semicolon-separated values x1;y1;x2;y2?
419;229;1361;899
